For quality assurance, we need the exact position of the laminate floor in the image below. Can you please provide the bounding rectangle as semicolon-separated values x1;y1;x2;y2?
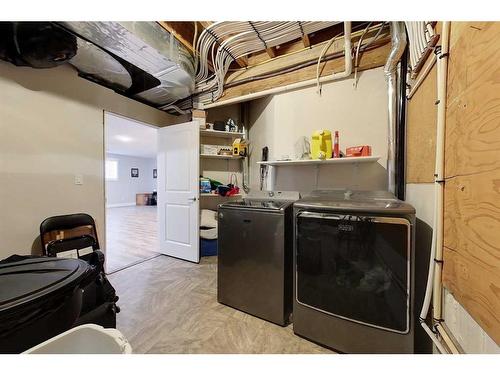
108;255;333;354
106;206;160;273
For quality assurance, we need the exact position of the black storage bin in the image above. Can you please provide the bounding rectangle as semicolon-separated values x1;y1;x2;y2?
0;257;93;353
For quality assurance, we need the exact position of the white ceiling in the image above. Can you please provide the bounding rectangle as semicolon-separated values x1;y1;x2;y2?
105;113;158;158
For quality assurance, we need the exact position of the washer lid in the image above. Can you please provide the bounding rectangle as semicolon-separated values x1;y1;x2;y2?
0;257;90;313
221;199;293;211
295;190;415;214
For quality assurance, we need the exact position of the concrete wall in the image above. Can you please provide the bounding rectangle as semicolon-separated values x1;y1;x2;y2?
0;61;181;258
247;67;388;194
105;153;157;207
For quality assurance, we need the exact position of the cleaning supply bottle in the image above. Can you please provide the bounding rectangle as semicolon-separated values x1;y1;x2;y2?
311;130;332;160
333;131;340;158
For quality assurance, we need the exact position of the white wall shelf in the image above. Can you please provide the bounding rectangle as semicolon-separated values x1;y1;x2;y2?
201;154;243;160
200;129;244;138
257;156;381;190
256;156;380;166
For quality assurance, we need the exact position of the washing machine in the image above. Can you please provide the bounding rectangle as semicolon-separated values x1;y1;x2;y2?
292;190;426;353
218;191;300;326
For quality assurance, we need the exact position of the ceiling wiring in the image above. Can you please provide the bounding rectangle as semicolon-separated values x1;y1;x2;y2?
166;22;390;115
194;22;338;105
353;22;373;88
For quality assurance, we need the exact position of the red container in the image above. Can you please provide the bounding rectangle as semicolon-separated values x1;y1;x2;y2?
333;131;340;158
346;145;372;157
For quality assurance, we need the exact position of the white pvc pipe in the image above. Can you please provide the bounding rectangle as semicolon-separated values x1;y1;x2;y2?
432;20;450;323
202;63;348;109
436;325;461;354
420;182;438;320
422;317;448;354
332;22;352;79
418;21;456;355
419;181;446;353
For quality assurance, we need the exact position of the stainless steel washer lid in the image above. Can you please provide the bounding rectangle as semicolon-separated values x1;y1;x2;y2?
294;189;415;214
220;191;300;211
220;199;294;211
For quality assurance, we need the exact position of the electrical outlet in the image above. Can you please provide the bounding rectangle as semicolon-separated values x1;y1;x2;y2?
74;174;83;185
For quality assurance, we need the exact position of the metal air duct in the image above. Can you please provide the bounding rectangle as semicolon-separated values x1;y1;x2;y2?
0;21;195;111
384;21;407;194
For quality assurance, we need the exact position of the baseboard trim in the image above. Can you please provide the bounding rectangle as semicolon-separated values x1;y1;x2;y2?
106;202;136;208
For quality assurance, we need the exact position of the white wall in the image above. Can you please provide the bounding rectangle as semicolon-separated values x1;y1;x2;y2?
105;153;157;207
247;67;388;194
0;61;181;258
405;183;500;353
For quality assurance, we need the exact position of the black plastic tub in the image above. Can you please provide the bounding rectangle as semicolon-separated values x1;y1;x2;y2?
0;257;92;353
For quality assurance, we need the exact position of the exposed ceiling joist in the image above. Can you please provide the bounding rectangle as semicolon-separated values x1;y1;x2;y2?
227;26;390;83
266;47;276;59
158;21;218;72
157;21;195;53
214;25;391;104
218;41;392;103
302;34;311;48
234;56;248;68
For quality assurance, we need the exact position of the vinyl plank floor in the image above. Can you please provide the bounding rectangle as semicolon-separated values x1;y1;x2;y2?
108;255;333;354
105;206;160;273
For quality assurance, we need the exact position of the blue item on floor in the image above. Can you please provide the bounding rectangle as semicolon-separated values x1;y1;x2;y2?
200;238;217;257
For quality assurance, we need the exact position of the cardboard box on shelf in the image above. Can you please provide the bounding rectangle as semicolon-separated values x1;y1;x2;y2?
200;144;219;155
346;145;372;157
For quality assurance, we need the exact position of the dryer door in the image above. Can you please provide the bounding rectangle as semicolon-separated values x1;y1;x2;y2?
296;212;411;333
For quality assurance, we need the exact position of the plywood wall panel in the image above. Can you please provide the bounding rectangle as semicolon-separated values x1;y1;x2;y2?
443;21;500;346
445;22;500;178
446;23;471;106
444;172;500;270
443;247;500;345
406;64;437;183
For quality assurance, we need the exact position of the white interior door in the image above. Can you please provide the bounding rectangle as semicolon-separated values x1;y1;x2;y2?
157;121;199;263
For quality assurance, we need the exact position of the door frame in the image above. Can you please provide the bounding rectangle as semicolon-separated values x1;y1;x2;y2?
102;111;161;272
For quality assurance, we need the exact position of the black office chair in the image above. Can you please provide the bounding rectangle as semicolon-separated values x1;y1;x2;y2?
40;213;100;260
39;213;119;329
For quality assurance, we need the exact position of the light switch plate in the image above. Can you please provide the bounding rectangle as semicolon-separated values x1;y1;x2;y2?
74;174;83;185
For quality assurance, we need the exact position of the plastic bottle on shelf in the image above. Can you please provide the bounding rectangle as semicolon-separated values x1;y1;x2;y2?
333;131;340;158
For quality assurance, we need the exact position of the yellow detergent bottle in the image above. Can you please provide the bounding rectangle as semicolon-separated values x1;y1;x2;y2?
311;130;333;159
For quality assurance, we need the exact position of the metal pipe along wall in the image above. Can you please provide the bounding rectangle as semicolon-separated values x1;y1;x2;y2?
383;22;407;194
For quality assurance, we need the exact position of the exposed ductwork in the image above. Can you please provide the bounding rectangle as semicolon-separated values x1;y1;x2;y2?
0;21;195;111
60;22;195;107
384;22;407;194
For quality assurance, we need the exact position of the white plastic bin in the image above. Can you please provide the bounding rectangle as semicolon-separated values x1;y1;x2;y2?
24;324;132;354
